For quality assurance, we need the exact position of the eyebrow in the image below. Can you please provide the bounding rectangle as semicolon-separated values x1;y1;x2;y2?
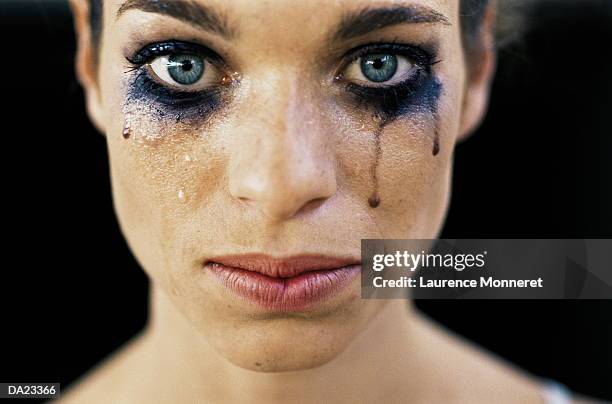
333;5;451;41
116;0;236;39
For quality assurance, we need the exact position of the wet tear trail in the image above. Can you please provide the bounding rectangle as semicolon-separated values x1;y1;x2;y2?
432;109;441;157
368;117;386;209
368;109;441;209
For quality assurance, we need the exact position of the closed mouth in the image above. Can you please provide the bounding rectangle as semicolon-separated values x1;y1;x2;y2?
203;254;361;311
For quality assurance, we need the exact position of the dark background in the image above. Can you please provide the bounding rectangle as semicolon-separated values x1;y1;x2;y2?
0;0;610;401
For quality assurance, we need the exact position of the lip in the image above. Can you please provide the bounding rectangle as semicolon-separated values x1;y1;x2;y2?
203;254;361;312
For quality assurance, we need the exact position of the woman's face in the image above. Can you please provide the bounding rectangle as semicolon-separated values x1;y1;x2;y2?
73;0;493;371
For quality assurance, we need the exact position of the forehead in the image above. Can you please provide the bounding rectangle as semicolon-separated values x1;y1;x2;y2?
105;0;459;37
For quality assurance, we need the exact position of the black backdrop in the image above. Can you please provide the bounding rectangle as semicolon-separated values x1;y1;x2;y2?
0;0;610;401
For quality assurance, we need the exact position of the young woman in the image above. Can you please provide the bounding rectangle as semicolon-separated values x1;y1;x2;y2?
64;0;581;402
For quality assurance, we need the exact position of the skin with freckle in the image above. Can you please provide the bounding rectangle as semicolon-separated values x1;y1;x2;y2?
64;0;552;403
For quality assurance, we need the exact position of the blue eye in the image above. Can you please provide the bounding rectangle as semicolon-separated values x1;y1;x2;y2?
360;54;398;83
167;54;205;85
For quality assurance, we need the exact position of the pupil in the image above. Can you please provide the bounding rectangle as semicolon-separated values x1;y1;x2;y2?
373;59;384;69
181;60;193;72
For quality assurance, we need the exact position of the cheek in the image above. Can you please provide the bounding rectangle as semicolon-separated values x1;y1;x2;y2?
377;81;461;237
375;121;453;238
332;87;459;239
105;95;227;283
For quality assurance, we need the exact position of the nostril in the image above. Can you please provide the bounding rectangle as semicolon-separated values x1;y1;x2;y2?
298;197;329;215
236;196;255;206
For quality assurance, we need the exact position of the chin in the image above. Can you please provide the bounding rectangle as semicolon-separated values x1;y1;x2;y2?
220;326;350;372
209;309;366;373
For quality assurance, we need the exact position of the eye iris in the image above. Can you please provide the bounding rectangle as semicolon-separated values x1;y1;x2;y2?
167;54;204;85
360;54;398;83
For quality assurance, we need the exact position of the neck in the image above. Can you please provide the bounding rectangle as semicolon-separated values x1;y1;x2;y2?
141;285;438;403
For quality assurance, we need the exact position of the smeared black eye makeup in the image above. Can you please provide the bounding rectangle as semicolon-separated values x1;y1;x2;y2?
124;40;232;121
338;43;442;120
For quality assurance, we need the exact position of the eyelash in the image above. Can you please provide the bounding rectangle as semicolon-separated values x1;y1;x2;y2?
126;40;223;67
124;40;439;109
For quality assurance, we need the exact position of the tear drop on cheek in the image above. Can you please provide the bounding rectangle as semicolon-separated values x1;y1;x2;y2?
368;194;381;208
221;74;232;86
432;118;441;156
221;71;242;86
432;138;440;156
122;120;131;139
178;190;185;200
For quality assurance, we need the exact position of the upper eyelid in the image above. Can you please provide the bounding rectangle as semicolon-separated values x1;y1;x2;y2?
344;43;436;64
126;40;224;66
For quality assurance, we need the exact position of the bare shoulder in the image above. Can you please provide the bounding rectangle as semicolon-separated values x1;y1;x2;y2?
414;314;548;403
416;315;609;404
56;333;149;404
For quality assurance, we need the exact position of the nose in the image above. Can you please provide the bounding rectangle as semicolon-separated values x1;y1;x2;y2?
228;78;337;222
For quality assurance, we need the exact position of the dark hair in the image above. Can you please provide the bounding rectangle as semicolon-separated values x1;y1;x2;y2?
88;0;497;57
89;0;103;51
